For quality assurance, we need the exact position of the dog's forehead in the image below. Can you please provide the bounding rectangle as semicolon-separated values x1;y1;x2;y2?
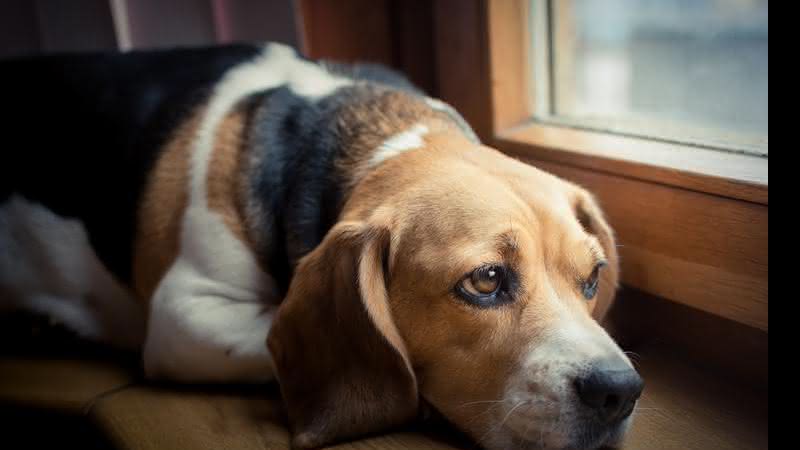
380;151;591;280
395;147;576;232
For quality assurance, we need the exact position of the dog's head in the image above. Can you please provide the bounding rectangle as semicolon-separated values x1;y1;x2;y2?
267;132;642;449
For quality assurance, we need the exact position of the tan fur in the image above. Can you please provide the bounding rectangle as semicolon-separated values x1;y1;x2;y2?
132;100;259;303
268;221;417;449
269;131;622;448
365;137;620;444
205;102;253;247
132;110;201;302
333;88;463;191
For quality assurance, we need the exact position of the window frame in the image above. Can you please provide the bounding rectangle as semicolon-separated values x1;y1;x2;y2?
432;0;768;331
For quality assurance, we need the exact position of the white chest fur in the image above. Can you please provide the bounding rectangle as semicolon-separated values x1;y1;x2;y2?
142;43;351;382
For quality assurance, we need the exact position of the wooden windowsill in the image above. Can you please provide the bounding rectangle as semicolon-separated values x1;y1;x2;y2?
495;122;768;205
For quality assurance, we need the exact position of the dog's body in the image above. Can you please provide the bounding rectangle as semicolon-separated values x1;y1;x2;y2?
0;43;641;449
0;43;467;374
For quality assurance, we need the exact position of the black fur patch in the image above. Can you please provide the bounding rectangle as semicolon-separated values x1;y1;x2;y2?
0;44;262;282
246;67;422;294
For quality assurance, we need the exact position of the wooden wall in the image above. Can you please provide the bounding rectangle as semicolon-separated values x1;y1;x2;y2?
297;0;438;95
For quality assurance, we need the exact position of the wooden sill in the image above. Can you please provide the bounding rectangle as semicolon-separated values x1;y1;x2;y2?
495;122;768;205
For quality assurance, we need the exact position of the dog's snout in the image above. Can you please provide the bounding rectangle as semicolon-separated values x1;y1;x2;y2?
574;358;644;423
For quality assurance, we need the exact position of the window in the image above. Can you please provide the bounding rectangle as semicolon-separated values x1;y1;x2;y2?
530;0;768;156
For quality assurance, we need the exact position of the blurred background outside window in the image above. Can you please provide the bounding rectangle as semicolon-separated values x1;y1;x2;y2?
531;0;768;156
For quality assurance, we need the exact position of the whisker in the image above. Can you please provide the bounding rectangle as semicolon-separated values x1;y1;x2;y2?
458;400;507;408
623;351;642;368
464;401;506;426
498;401;528;429
633;405;665;416
476;400;528;446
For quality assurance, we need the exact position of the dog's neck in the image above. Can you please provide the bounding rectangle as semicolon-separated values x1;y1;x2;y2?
241;83;476;294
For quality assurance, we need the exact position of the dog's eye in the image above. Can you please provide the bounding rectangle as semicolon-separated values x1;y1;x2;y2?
582;262;606;300
467;266;502;295
456;265;514;307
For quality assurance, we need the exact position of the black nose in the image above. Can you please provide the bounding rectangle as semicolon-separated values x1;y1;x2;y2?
574;358;644;423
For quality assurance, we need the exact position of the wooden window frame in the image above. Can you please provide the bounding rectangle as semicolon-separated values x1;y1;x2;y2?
433;0;768;331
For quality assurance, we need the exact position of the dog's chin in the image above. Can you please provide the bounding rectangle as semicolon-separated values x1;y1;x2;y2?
480;412;635;450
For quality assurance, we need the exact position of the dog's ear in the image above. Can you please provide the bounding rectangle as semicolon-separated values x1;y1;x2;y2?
267;221;417;449
574;191;620;322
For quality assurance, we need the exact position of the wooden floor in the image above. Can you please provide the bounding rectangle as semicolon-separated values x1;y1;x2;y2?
0;343;768;450
621;349;767;450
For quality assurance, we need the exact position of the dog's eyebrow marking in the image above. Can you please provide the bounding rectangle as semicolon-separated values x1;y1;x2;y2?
369;123;429;167
497;231;519;251
571;237;606;283
495;231;522;263
586;237;606;264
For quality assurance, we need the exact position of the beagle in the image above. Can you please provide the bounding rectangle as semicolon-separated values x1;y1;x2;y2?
0;43;642;449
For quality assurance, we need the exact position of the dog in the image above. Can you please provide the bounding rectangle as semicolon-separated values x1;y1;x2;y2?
0;43;642;449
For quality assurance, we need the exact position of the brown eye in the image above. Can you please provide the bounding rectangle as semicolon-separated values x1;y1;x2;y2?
456;265;517;308
464;266;502;295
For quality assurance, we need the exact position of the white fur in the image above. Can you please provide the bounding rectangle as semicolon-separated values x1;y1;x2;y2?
143;43;350;382
369;124;429;167
0;43;349;381
0;195;145;349
424;97;450;112
424;97;481;144
491;303;634;449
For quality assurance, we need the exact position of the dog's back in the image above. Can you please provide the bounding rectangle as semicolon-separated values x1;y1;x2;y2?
0;43;441;350
1;45;262;280
0;46;265;347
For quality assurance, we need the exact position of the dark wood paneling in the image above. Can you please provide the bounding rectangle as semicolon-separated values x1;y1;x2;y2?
297;0;437;94
609;288;768;388
298;0;394;64
432;0;492;139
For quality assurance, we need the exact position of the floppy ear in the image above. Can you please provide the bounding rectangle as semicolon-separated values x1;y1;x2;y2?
267;221;417;448
574;191;620;323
